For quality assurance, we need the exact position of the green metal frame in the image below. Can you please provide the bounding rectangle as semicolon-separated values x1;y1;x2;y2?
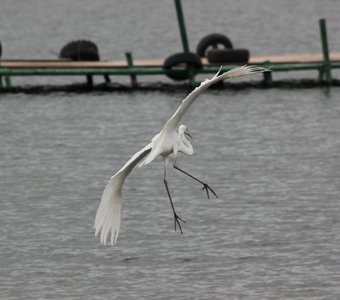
1;62;339;76
174;0;196;86
319;19;332;83
174;0;190;53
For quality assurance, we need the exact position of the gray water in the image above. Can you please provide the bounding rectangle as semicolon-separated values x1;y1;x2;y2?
1;1;340;299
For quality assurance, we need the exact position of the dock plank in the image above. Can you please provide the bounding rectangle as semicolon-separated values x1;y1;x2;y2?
1;53;340;69
248;53;340;64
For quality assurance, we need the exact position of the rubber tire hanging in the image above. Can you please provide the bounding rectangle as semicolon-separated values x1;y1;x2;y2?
59;40;100;61
207;49;250;63
196;33;233;58
59;40;110;85
163;52;202;81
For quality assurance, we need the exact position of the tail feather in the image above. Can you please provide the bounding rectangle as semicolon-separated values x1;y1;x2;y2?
94;176;122;245
94;146;152;246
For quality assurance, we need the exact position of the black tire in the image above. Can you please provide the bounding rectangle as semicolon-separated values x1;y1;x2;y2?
163;52;202;81
196;33;233;58
59;40;100;61
207;49;249;63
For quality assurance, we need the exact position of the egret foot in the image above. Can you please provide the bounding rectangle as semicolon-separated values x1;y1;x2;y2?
174;213;186;234
201;183;218;199
173;165;218;199
163;177;186;234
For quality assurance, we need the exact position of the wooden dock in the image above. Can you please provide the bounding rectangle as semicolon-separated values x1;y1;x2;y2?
0;0;339;90
2;52;340;68
1;52;340;90
0;14;339;90
0;52;340;69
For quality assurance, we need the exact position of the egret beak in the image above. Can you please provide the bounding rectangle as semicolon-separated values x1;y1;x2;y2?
185;129;193;139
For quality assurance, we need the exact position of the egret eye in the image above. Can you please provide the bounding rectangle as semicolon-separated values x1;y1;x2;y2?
184;129;192;139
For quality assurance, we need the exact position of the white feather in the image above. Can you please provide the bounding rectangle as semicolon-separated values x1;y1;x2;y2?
94;146;151;245
163;65;267;132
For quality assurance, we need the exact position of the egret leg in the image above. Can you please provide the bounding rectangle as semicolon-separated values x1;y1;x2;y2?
173;164;218;199
163;165;185;234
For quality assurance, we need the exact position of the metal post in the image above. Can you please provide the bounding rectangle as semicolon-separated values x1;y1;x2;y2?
0;42;12;89
263;71;273;86
0;41;3;90
86;75;93;87
125;52;138;87
319;19;332;83
263;60;273;86
174;0;195;86
4;75;12;88
174;0;190;53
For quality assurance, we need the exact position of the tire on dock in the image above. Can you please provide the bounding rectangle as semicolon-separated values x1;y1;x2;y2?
59;40;100;61
59;40;110;85
207;49;250;63
196;33;233;58
163;52;202;81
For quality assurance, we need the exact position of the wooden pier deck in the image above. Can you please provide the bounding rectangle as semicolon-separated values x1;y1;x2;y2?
1;52;340;89
0;4;338;90
2;52;340;68
1;16;339;89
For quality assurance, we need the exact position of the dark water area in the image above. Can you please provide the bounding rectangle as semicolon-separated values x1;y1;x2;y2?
1;1;340;299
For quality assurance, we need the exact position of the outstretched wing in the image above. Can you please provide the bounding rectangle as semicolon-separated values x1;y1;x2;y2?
162;65;266;132
94;144;152;245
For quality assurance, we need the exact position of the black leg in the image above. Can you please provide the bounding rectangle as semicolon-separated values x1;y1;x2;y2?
173;165;218;199
103;74;111;83
163;178;185;234
86;75;93;87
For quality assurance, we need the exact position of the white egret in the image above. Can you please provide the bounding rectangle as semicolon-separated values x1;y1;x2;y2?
94;65;266;245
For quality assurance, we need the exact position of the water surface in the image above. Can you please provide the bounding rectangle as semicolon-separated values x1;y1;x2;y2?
1;1;340;299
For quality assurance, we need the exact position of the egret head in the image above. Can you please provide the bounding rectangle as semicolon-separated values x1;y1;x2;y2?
179;125;192;139
178;125;194;156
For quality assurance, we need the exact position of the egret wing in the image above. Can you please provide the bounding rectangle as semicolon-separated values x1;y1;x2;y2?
94;144;152;245
162;65;266;132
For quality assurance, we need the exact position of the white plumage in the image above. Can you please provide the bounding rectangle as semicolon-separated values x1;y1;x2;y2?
94;65;266;245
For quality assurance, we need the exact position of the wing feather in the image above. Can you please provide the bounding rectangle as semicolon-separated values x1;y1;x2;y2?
163;65;266;132
94;144;152;245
